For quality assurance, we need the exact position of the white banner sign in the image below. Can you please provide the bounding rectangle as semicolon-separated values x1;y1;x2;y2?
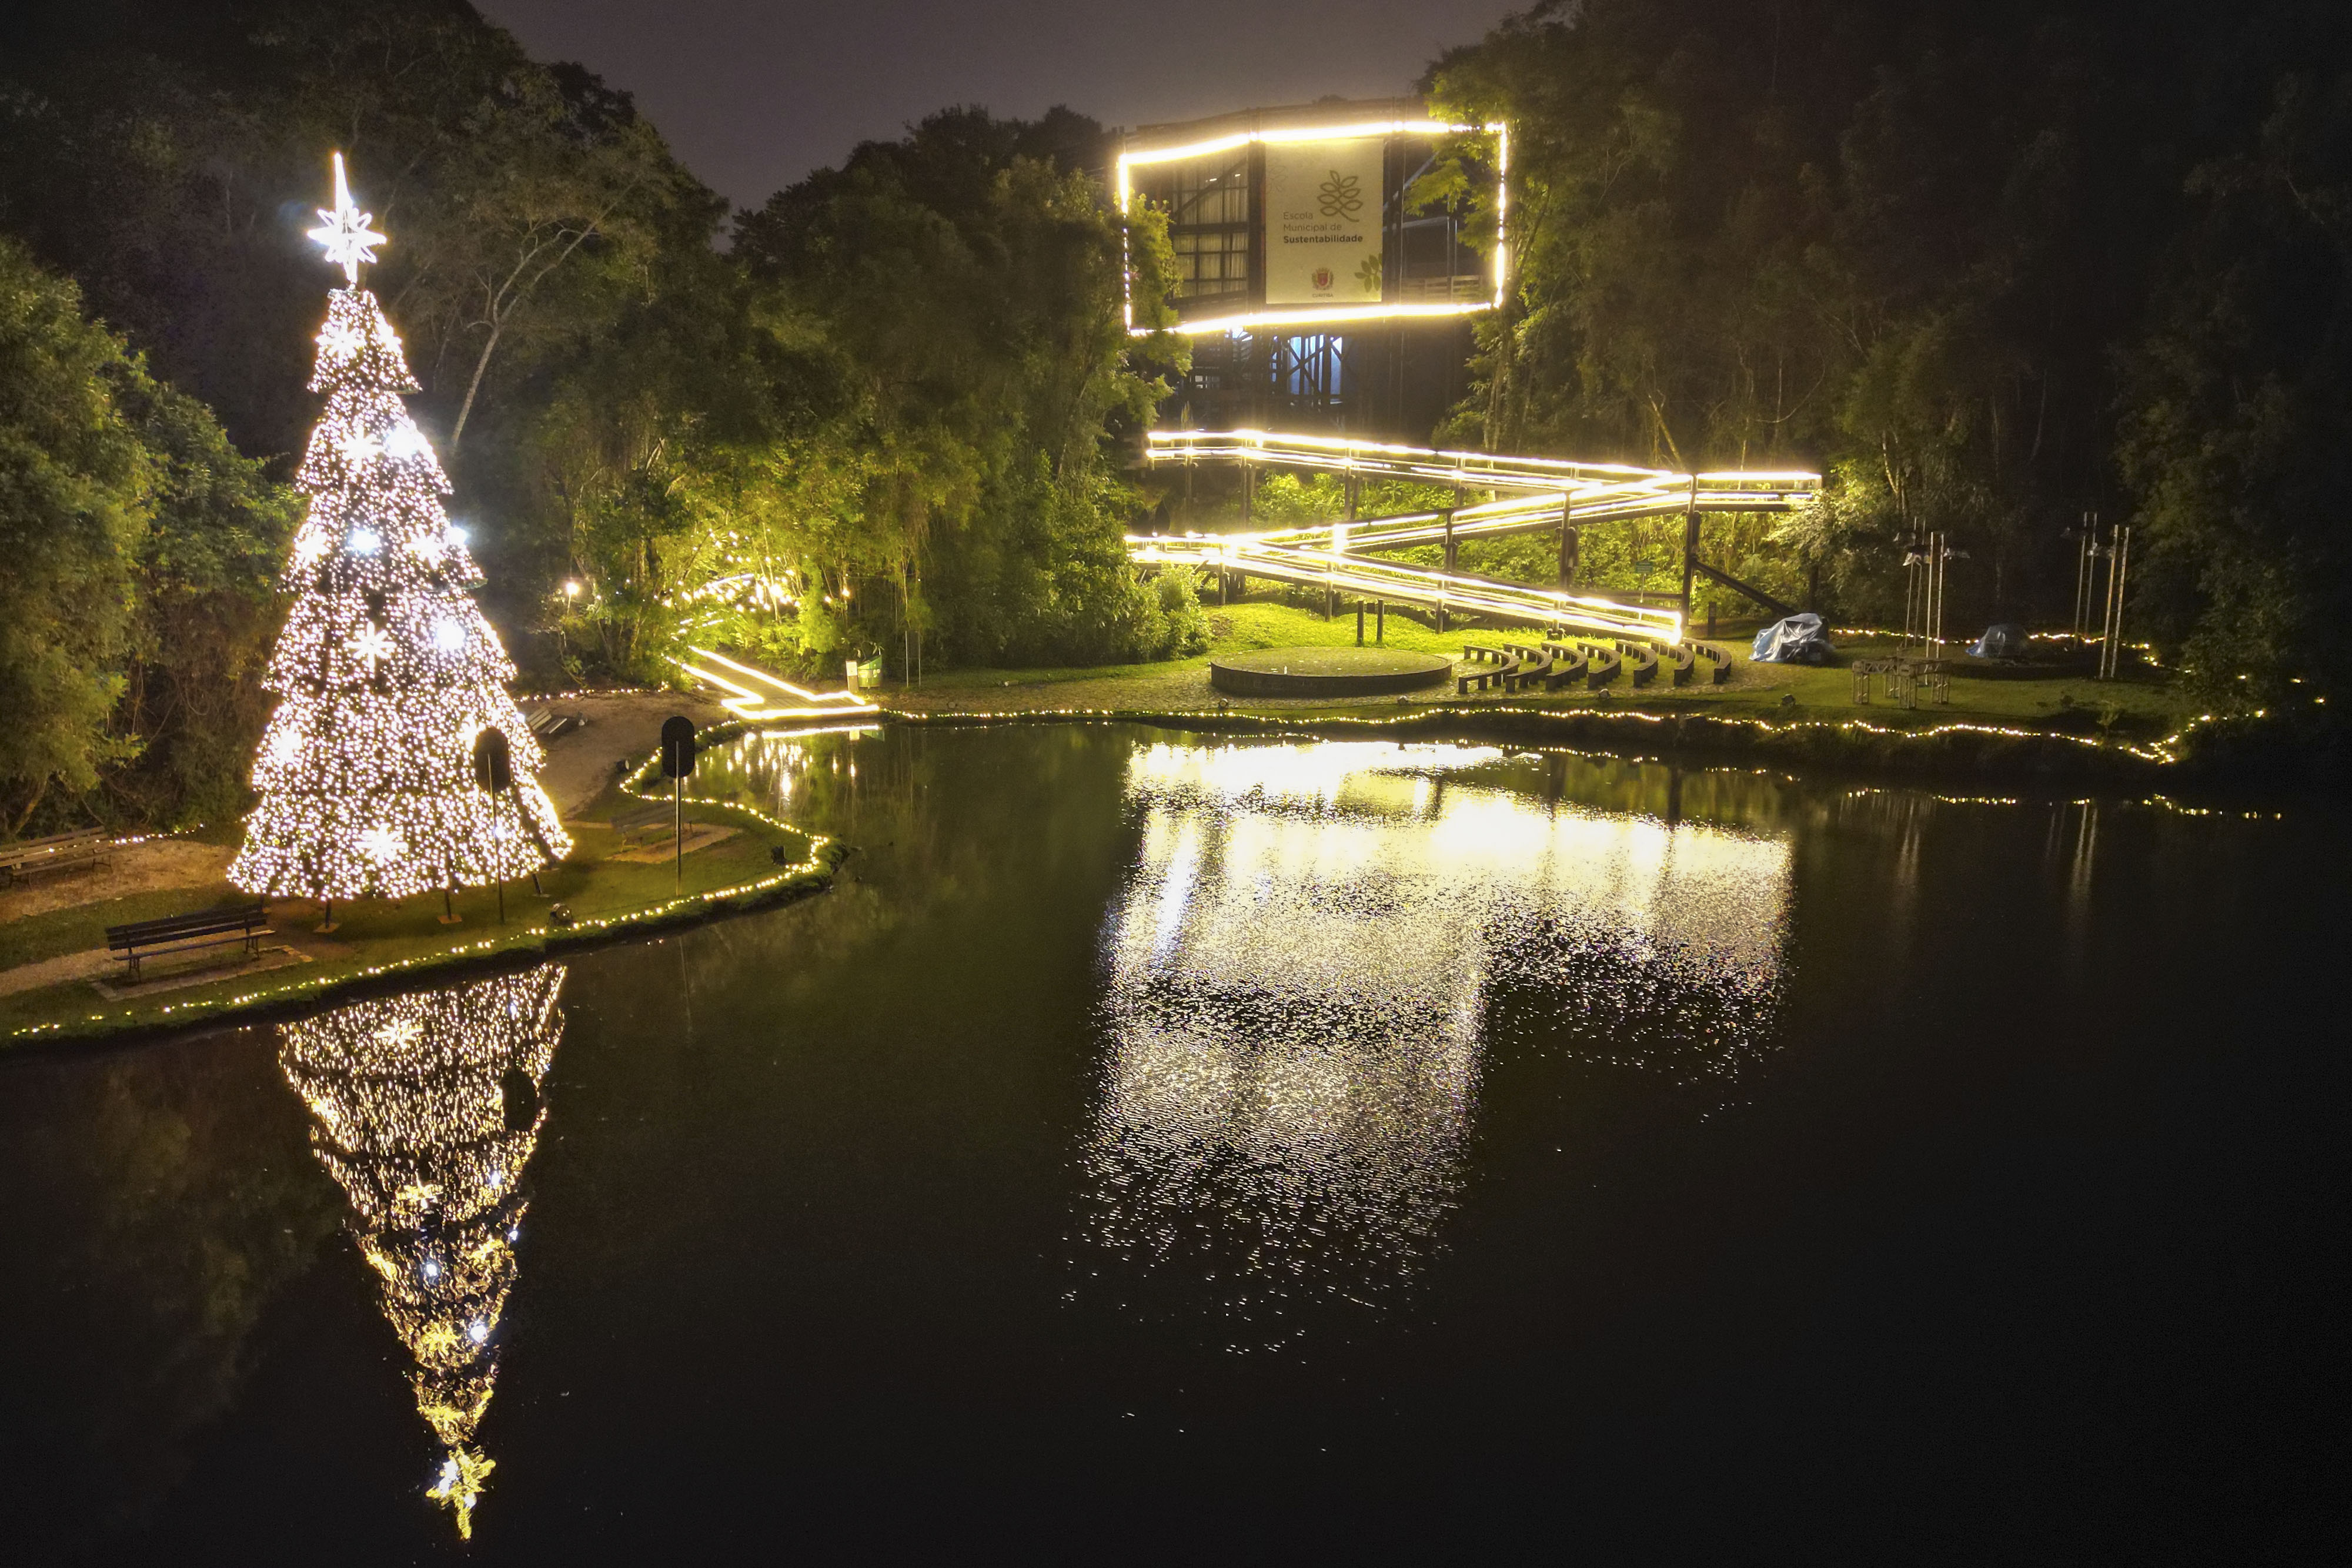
1264;137;1384;306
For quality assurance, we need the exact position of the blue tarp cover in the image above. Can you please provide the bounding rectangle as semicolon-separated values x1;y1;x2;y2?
1751;613;1833;664
1970;622;2029;658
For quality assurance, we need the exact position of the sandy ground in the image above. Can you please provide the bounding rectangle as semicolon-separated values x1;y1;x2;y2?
0;840;233;923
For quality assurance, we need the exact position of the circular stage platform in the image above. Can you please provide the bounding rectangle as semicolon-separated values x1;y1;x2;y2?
1207;646;1453;698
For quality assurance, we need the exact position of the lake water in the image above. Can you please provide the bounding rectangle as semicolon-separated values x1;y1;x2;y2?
2;723;2341;1562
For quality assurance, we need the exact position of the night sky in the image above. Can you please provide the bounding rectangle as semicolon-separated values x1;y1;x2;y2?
472;0;1522;209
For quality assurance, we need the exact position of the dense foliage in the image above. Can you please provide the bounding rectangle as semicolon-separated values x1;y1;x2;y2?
1;1;1186;831
1425;0;2352;698
0;239;293;834
6;0;2351;834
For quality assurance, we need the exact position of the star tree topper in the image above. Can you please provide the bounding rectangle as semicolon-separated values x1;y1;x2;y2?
308;151;387;283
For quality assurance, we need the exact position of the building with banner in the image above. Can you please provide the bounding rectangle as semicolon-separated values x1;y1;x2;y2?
1117;98;1505;440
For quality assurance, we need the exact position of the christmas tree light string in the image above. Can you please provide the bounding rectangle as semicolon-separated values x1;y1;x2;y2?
231;154;570;907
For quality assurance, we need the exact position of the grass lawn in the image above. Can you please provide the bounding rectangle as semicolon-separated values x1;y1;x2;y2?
887;599;2190;738
1;798;824;1043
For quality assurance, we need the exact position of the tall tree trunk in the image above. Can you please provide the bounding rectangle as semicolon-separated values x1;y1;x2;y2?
448;319;504;453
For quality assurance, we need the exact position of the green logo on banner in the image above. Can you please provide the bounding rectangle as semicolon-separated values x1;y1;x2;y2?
1317;170;1364;220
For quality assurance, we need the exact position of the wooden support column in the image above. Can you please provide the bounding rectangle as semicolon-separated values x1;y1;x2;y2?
1558;494;1579;591
1678;477;1701;629
1438;509;1456;634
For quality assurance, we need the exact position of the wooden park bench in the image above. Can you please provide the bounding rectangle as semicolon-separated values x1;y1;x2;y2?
1455;662;1506;696
1695;644;1735;684
1667;643;1697;686
611;801;674;841
527;709;584;742
1584;647;1622;690
1621;641;1659;687
1504;647;1553;692
105;902;272;984
0;827;110;887
1541;643;1589;690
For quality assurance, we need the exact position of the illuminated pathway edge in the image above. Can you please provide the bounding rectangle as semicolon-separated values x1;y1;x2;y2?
1131;430;1823;641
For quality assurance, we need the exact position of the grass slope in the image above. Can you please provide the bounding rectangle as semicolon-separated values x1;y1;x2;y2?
891;600;2187;737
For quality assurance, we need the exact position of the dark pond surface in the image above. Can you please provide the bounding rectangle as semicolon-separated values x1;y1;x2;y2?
1;723;2343;1563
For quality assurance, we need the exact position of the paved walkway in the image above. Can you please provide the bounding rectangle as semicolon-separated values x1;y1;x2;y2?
529;691;726;816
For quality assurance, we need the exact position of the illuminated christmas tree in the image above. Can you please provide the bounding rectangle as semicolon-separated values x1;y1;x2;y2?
279;963;569;1539
230;154;567;905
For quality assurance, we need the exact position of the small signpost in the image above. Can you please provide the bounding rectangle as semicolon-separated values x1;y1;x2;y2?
472;726;514;922
660;716;698;885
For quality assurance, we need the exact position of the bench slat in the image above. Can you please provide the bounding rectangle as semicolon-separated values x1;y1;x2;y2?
107;904;268;948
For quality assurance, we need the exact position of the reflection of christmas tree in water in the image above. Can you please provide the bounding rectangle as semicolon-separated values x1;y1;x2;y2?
279;964;566;1539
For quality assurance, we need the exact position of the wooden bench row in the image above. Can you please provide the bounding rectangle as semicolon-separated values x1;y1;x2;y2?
1451;636;1737;698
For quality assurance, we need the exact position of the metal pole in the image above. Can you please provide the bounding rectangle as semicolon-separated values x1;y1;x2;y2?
2112;526;2130;676
1929;536;1947;658
673;772;683;885
2088;513;2102;637
1932;533;1945;660
2074;513;2095;636
2107;526;2126;677
2100;523;2130;679
2107;524;2126;677
1900;552;1909;654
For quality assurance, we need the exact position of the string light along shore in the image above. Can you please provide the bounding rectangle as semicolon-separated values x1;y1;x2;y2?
230;154;569;908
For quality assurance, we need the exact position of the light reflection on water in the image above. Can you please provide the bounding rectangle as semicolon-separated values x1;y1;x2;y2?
1080;738;1792;1348
278;964;567;1539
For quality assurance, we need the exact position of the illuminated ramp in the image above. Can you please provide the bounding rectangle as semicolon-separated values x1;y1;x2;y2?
1133;430;1821;640
1128;534;1685;641
676;646;880;722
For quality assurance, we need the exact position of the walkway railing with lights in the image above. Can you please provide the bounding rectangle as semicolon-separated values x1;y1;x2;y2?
676;647;881;723
1147;429;1822;504
1134;430;1823;638
1126;534;1686;642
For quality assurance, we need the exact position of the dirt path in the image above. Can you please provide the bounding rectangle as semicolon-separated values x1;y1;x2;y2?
0;840;232;924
